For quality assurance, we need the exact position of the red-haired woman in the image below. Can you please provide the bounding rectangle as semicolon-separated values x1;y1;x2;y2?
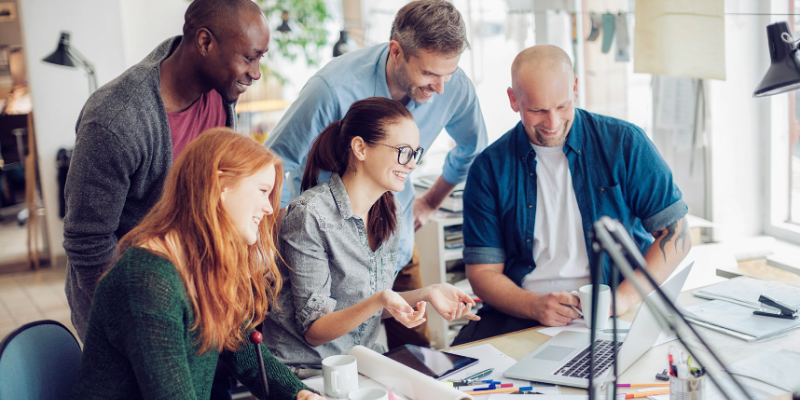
264;98;479;368
70;128;322;400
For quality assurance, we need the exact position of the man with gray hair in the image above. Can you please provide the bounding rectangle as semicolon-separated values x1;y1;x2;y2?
265;0;487;349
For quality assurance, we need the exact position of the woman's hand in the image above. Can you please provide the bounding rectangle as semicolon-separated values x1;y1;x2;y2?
424;283;481;321
297;389;325;400
380;290;427;328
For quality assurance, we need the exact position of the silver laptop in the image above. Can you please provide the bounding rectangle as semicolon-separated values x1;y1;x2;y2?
503;263;693;388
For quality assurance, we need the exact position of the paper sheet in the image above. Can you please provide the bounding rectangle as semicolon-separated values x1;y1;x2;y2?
538;320;677;348
633;0;726;80
348;345;472;400
727;349;800;392
683;300;800;340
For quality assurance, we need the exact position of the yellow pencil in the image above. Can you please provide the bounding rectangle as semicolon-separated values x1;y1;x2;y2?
618;383;671;388
465;387;520;395
623;389;670;399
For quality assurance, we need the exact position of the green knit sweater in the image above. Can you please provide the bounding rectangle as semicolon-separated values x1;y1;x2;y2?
70;247;310;400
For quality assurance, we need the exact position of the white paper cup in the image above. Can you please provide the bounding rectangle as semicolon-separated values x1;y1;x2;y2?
572;284;611;329
322;355;359;398
348;388;389;400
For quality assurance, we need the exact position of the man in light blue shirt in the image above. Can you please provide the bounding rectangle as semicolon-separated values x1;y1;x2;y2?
266;0;487;348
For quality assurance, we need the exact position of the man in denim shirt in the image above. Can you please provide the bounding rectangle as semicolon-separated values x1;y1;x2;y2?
453;46;691;345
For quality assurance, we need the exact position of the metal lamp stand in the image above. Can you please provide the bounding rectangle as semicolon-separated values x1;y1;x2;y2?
586;216;751;400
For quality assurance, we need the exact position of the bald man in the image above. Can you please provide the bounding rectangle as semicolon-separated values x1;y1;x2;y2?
64;0;269;341
452;45;690;345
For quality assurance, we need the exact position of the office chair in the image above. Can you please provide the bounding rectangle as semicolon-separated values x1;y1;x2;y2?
0;320;82;400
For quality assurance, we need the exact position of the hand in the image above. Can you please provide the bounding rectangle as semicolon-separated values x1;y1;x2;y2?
380;290;427;328
297;389;325;400
531;291;581;326
413;196;436;231
425;284;481;322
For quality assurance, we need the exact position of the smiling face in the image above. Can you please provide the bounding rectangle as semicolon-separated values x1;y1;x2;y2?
390;42;460;104
508;66;578;147
201;11;270;102
220;164;276;245
361;117;420;193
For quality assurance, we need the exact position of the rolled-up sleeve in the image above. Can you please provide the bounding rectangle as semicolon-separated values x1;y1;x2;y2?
462;155;506;265
279;203;337;335
623;127;688;232
441;75;488;185
265;77;338;208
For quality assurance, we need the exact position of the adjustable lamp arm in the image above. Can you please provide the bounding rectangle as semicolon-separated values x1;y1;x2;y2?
587;217;751;400
66;45;97;93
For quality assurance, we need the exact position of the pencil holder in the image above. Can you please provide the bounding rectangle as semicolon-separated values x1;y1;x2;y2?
669;373;706;400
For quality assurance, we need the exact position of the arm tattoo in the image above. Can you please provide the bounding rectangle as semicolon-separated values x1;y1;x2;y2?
674;219;689;253
654;219;688;262
657;222;678;262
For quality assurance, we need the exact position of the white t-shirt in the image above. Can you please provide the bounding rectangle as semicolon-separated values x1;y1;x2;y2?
521;143;591;295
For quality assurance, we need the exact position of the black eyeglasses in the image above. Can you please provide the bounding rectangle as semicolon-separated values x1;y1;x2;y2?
369;142;425;165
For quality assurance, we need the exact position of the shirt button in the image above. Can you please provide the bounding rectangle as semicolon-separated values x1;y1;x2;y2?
529;172;534;176
529;265;534;269
528;204;533;209
526;238;532;243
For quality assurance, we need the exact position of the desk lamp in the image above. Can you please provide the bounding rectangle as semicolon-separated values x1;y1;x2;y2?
586;217;752;400
42;32;97;94
754;21;800;97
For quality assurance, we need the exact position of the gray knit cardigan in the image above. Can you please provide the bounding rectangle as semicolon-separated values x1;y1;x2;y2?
63;36;236;341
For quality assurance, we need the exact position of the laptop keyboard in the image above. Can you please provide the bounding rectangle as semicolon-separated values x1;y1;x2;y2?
552;339;623;379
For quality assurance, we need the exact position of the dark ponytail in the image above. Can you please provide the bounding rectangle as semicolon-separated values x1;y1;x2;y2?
303;97;414;248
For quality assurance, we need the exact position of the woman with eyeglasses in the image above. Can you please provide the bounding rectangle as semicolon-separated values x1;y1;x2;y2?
263;97;479;368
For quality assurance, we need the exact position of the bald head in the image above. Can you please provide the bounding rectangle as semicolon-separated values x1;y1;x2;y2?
511;45;573;90
507;45;578;147
184;0;264;42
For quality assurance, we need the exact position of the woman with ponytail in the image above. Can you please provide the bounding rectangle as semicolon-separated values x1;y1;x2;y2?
264;98;479;368
70;128;322;400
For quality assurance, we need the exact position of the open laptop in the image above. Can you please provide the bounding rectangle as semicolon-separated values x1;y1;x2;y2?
503;263;693;388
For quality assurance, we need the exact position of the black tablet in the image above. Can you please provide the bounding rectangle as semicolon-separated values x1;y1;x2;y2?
383;344;479;380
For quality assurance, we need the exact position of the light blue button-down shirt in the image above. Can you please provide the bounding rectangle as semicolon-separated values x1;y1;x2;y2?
266;43;488;269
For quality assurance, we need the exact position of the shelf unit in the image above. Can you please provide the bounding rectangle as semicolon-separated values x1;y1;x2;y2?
415;213;464;349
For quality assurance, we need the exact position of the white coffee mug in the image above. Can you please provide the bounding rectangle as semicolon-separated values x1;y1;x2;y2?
348;388;389;400
571;284;611;330
322;355;359;398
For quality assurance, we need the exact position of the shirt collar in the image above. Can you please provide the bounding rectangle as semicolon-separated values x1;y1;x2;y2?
328;172;355;220
375;44;393;99
514;108;586;161
564;108;584;154
374;43;434;110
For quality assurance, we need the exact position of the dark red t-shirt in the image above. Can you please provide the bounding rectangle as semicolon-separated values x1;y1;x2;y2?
167;89;227;160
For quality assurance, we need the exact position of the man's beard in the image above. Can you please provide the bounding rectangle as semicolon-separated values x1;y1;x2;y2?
531;121;569;147
395;61;425;103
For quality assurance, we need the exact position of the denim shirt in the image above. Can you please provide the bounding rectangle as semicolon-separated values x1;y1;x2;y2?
264;43;487;270
263;173;401;368
462;109;687;289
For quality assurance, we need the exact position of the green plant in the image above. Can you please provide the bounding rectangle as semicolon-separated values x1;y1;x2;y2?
256;0;331;84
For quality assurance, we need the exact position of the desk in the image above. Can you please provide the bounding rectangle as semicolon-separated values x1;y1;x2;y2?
452;263;798;398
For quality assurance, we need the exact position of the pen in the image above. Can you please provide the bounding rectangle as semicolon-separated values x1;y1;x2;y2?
618;384;670;388
462;368;494;384
466;386;532;395
619;389;670;399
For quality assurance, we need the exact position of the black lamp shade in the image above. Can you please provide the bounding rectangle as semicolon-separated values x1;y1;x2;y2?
277;11;292;33
754;21;800;97
42;32;76;68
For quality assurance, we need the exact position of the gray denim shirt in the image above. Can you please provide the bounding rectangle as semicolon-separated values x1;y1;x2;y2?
263;173;401;368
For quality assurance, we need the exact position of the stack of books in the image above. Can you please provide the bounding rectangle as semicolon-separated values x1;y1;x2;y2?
413;174;465;212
